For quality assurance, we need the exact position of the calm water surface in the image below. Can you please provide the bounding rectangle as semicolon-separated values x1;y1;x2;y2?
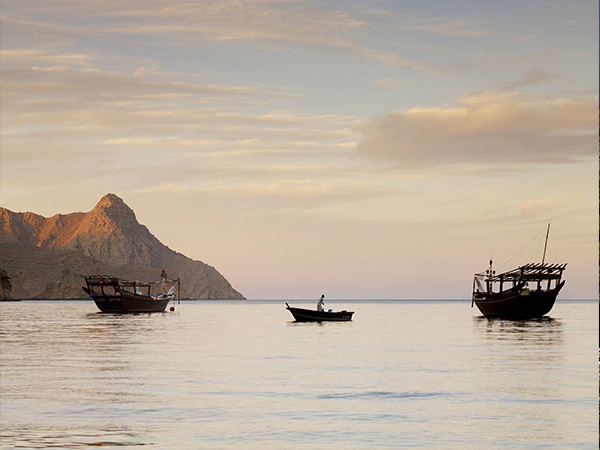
1;300;597;449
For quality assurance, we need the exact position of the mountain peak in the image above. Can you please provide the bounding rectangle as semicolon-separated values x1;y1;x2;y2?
93;193;128;212
90;193;137;226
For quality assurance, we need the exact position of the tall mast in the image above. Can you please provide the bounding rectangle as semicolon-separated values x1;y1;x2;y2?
541;223;550;264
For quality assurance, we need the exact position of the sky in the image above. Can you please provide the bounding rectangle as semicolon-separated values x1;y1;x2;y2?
1;0;597;299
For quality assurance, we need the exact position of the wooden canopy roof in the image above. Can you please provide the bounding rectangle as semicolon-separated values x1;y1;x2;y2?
476;263;567;282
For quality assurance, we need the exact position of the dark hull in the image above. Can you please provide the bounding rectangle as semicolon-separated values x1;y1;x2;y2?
286;305;354;322
473;281;564;319
83;286;170;313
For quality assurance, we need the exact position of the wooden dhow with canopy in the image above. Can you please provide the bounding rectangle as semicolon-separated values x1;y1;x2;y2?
83;274;180;313
472;224;566;319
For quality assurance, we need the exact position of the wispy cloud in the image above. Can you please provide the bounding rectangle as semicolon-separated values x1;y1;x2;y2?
1;0;444;71
2;65;280;99
396;17;489;37
372;77;410;92
395;16;538;44
499;68;561;91
2;42;364;198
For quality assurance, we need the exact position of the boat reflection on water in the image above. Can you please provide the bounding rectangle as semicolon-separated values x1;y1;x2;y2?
471;314;566;414
2;425;150;450
472;316;564;346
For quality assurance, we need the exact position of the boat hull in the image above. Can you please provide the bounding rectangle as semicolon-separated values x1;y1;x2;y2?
472;281;564;319
286;305;354;322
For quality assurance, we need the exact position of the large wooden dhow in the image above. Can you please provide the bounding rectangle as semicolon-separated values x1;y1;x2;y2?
471;225;566;319
83;275;180;313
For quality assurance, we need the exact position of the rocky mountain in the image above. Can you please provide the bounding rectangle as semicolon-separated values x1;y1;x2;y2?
0;194;245;299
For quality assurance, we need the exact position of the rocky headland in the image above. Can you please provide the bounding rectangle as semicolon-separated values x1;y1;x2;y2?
0;268;12;300
0;194;245;299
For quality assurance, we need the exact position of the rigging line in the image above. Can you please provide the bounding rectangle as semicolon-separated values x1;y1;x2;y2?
528;235;544;262
495;225;547;272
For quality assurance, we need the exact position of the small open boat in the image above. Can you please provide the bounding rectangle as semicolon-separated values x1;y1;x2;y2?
472;225;566;319
83;275;180;313
286;303;354;322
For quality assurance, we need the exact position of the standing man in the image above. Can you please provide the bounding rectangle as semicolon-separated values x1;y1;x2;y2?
317;294;325;312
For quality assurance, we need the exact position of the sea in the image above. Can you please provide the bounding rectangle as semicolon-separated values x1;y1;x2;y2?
0;299;597;449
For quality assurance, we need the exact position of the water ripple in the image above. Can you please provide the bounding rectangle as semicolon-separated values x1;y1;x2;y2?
316;390;447;400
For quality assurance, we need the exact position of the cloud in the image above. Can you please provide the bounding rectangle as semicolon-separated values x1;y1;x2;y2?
396;17;489;37
0;49;46;58
372;77;410;92
2;65;275;100
394;16;539;44
1;0;442;71
1;61;315;139
356;91;597;169
102;137;159;146
1;49;362;188
130;171;409;218
499;68;560;91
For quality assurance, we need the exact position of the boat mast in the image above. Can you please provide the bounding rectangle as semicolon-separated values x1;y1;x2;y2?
541;223;550;264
